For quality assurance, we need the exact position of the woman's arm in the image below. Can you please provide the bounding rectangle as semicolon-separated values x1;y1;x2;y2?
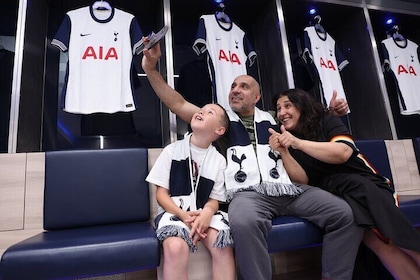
290;138;353;164
279;147;309;184
277;125;353;164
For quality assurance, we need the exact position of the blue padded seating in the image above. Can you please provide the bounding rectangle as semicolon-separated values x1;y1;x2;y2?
355;140;393;186
356;140;420;227
398;195;420;227
0;148;160;280
267;139;420;253
268;216;323;253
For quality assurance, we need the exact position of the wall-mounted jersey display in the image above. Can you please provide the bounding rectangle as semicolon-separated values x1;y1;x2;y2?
51;3;143;114
302;25;350;112
381;35;420;116
193;14;257;110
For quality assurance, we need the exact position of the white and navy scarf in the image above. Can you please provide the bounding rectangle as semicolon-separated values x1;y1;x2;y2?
155;134;233;252
224;108;303;201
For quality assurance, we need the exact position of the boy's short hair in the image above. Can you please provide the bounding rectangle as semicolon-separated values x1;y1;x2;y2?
214;103;230;135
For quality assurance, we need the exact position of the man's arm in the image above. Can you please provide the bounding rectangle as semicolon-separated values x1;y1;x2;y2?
142;42;199;123
328;90;349;116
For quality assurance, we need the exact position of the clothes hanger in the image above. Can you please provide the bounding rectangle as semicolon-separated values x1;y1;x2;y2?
392;26;405;41
386;25;406;43
215;3;231;24
92;0;112;11
393;32;405;41
312;15;326;34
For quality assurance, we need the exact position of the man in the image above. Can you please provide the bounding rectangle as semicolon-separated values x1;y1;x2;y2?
142;42;363;280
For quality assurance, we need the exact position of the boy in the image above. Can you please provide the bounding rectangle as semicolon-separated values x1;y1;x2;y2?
146;103;235;280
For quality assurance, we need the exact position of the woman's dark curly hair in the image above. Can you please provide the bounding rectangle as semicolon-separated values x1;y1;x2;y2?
272;88;327;140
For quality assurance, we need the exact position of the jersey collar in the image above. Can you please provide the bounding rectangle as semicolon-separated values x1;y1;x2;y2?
89;5;115;23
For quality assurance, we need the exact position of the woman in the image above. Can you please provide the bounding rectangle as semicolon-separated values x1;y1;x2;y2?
269;88;420;279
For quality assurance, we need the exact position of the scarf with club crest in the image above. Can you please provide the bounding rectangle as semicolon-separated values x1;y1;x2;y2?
224;108;303;201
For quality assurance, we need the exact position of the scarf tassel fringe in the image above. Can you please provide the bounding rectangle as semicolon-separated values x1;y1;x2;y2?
157;225;234;253
227;182;303;202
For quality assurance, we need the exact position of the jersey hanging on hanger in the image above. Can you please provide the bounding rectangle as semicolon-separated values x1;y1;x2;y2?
381;37;420;115
302;26;350;112
193;14;257;110
51;5;143;114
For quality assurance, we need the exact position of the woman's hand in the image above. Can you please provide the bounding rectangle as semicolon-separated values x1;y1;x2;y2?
269;126;301;150
268;127;309;183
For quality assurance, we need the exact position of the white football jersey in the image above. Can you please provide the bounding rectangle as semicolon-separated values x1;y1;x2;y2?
193;15;257;110
52;6;143;114
381;37;420;115
303;26;349;112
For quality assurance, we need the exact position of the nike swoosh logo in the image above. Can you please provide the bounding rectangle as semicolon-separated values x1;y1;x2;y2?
80;33;92;37
216;38;221;41
394;56;399;59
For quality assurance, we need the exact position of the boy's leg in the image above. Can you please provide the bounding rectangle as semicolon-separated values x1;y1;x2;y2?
162;237;190;280
287;185;364;280
202;228;236;280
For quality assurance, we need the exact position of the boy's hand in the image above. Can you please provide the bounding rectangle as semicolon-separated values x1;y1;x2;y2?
189;209;213;245
179;210;200;228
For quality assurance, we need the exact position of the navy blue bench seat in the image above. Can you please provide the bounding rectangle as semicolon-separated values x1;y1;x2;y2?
267;139;420;253
357;139;420;227
0;148;160;280
268;216;323;253
399;195;420;227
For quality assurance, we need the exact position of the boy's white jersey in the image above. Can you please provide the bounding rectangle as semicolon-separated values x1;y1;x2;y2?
52;6;143;114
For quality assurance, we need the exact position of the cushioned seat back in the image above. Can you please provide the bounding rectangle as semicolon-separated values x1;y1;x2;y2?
354;140;394;187
44;148;149;230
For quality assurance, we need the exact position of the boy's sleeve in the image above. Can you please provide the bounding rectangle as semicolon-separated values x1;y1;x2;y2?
146;145;173;190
